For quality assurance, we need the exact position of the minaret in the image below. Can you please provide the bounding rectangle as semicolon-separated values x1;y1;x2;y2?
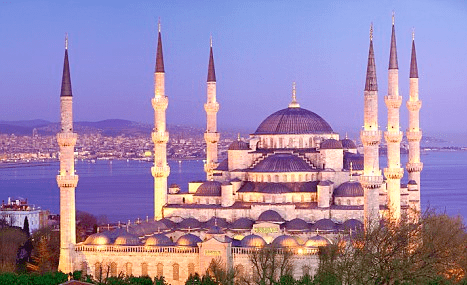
384;14;404;220
359;24;383;229
406;31;423;212
204;36;220;180
151;22;170;220
57;34;79;273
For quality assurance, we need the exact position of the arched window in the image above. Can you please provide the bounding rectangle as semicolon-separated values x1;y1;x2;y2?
110;262;118;277
298;174;302;181
267;175;271;182
347;199;351;206
289;138;293;148
357;199;361;205
141;262;148;276
291;174;295;182
309;137;313;148
301;195;305;202
81;262;87;276
125;262;132;276
279;137;283;148
94;262;102;280
173;263;180;280
283;174;287;182
188;263;195;276
299;138;303;148
270;138;274;148
157;263;164;277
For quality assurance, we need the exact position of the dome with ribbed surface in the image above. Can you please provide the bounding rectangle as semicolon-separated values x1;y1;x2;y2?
145;233;174;246
320;139;343;149
311;219;337;231
251;154;313;172
284;218;310;232
305;235;331;247
334;181;364;197
258;210;285;223
271;235;299;247
194;181;222;196
228;140;249;150
341;138;357;149
229;218;255;230
254;107;333;135
241;234;266;247
176;233;202;247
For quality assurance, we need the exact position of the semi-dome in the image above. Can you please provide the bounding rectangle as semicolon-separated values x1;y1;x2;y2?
83;232;112;245
241;234;266;247
254;107;333;135
228;140;249;150
271;235;299;247
176;233;202;247
259;183;290;194
284;218;310;232
305;235;331;247
229;218;254;230
257;210;285;223
194;181;222;196
145;233;174;246
311;219;337;232
341;138;357;149
320;139;343;149
251;154;313;172
334;181;364;197
114;233;140;246
178;218;202;230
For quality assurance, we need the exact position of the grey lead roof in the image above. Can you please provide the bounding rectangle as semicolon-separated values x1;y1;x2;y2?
207;45;216;82
389;24;398;70
410;39;418;78
365;38;378;91
250;153;314;172
60;49;73;97
254;107;333;135
155;31;164;72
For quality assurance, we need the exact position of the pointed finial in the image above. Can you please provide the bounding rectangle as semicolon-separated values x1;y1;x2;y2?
370;23;373;41
237;133;241;141
158;18;161;33
345;132;348;139
65;33;68;50
210;34;213;47
288;82;300;108
392;11;395;25
214;217;218;227
412;27;415;40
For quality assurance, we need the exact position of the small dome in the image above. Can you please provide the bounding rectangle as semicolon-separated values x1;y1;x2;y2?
158;218;176;229
84;232;112;245
258;210;285;223
408;180;418;185
271;235;299;247
259;183;291;194
229;218;254;230
340;219;363;232
203;217;229;229
228;140;249;150
206;225;225;235
114;233;140;246
341;138;357;149
176;233;202;247
145;233;174;246
178;218;201;230
251;154;313;172
241;234;266;247
284;218;310;232
311;219;337;232
194;181;222;196
254;107;333;135
334;181;364;197
305;235;331;247
320;139;343;149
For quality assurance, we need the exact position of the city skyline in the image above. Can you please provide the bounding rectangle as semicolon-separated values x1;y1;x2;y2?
0;1;466;135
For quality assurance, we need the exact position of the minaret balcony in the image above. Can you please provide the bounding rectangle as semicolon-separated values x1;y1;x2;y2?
151;165;170;178
152;96;168;110
204;102;220;113
406;100;422;112
384;95;402;109
56;174;79;188
360;130;381;146
152;131;169;143
406;162;423;173
384;131;403;143
204;132;220;143
406;130;422;142
384;167;404;180
57;132;78;146
359;175;383;189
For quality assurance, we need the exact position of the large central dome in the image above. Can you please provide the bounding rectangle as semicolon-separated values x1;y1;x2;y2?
254;107;333;135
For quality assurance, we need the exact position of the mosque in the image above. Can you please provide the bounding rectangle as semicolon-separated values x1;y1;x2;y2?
56;17;423;283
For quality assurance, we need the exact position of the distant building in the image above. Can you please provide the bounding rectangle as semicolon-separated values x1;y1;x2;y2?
0;197;49;233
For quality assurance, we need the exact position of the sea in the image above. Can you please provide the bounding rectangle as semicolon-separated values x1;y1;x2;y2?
0;151;466;223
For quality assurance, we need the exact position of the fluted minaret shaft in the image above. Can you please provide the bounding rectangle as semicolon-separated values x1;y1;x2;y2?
57;36;79;273
151;25;170;220
360;25;383;229
384;19;403;220
204;39;220;180
406;36;423;211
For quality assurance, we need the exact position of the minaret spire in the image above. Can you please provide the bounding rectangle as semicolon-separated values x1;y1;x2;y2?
57;35;79;273
410;32;418;78
152;21;170;220
389;12;398;70
360;23;383;230
204;36;220;180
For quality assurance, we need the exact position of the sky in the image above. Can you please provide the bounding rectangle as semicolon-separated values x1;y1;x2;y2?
0;0;466;137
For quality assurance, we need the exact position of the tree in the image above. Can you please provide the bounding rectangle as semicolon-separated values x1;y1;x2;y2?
27;227;60;273
23;217;29;237
76;211;98;243
248;245;294;285
0;227;28;272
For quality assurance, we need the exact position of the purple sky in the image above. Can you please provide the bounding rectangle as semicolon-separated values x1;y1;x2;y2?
0;1;466;136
